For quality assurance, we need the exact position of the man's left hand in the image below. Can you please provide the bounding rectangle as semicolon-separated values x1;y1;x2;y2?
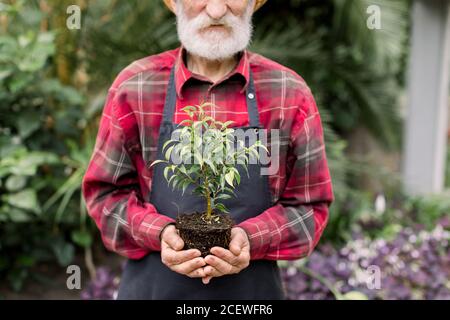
202;227;251;285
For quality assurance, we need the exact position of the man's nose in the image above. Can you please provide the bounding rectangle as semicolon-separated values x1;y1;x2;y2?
205;0;228;21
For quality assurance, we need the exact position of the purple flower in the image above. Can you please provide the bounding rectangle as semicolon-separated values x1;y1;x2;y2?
80;267;119;300
280;221;449;300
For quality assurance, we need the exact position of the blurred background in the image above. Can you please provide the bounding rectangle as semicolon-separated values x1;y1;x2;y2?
0;0;449;300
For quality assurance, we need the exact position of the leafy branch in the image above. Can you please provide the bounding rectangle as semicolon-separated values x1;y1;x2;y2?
150;102;268;221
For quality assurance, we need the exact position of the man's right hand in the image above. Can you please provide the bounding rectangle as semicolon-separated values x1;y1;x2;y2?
160;224;206;278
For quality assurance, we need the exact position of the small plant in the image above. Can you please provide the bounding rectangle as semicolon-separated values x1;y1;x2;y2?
150;103;268;255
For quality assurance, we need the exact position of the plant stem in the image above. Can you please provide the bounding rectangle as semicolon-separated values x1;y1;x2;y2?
84;246;96;281
206;190;212;220
202;166;212;220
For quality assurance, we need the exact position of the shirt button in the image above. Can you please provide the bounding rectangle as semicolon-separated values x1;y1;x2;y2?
248;93;255;100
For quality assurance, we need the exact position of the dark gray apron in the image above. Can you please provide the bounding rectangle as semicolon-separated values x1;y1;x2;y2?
117;66;285;300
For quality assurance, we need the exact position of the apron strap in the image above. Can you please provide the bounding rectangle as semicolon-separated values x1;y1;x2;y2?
162;64;261;127
162;66;177;123
246;70;261;127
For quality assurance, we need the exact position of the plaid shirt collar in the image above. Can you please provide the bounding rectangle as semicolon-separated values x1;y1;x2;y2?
174;45;251;99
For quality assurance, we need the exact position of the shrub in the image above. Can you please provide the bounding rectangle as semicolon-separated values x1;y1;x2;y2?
0;3;86;291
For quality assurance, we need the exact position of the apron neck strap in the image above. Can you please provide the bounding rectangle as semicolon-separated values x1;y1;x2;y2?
162;66;178;123
246;70;261;127
162;64;261;127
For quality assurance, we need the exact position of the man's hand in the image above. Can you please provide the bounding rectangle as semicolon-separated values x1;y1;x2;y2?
160;224;206;278
202;227;251;284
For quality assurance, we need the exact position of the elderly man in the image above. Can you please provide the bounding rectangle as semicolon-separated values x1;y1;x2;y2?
82;0;334;299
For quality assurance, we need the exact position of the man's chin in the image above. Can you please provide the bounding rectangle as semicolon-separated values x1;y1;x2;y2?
182;34;246;60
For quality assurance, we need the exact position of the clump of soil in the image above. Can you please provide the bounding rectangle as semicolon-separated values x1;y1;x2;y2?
176;211;234;257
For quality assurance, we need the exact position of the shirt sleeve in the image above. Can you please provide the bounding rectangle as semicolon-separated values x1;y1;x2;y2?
238;86;334;261
82;90;175;260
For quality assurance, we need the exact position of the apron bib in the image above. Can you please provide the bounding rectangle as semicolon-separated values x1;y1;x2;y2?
117;66;285;300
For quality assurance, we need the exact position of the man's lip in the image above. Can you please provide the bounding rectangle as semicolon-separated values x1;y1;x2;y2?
202;24;228;31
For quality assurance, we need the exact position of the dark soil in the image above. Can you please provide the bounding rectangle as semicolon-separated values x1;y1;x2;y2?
176;211;234;257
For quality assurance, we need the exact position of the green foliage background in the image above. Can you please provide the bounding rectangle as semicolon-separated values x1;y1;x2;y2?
2;0;440;293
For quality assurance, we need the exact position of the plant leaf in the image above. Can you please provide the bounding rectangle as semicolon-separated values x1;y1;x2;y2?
165;145;174;161
225;171;235;187
214;202;229;213
149;159;167;167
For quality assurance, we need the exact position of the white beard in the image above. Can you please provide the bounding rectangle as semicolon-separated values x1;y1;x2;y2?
176;1;254;61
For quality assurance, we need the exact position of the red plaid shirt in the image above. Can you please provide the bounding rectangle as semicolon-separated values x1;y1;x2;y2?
82;46;334;261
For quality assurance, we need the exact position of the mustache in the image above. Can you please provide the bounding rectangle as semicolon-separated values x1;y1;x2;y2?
188;13;241;31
